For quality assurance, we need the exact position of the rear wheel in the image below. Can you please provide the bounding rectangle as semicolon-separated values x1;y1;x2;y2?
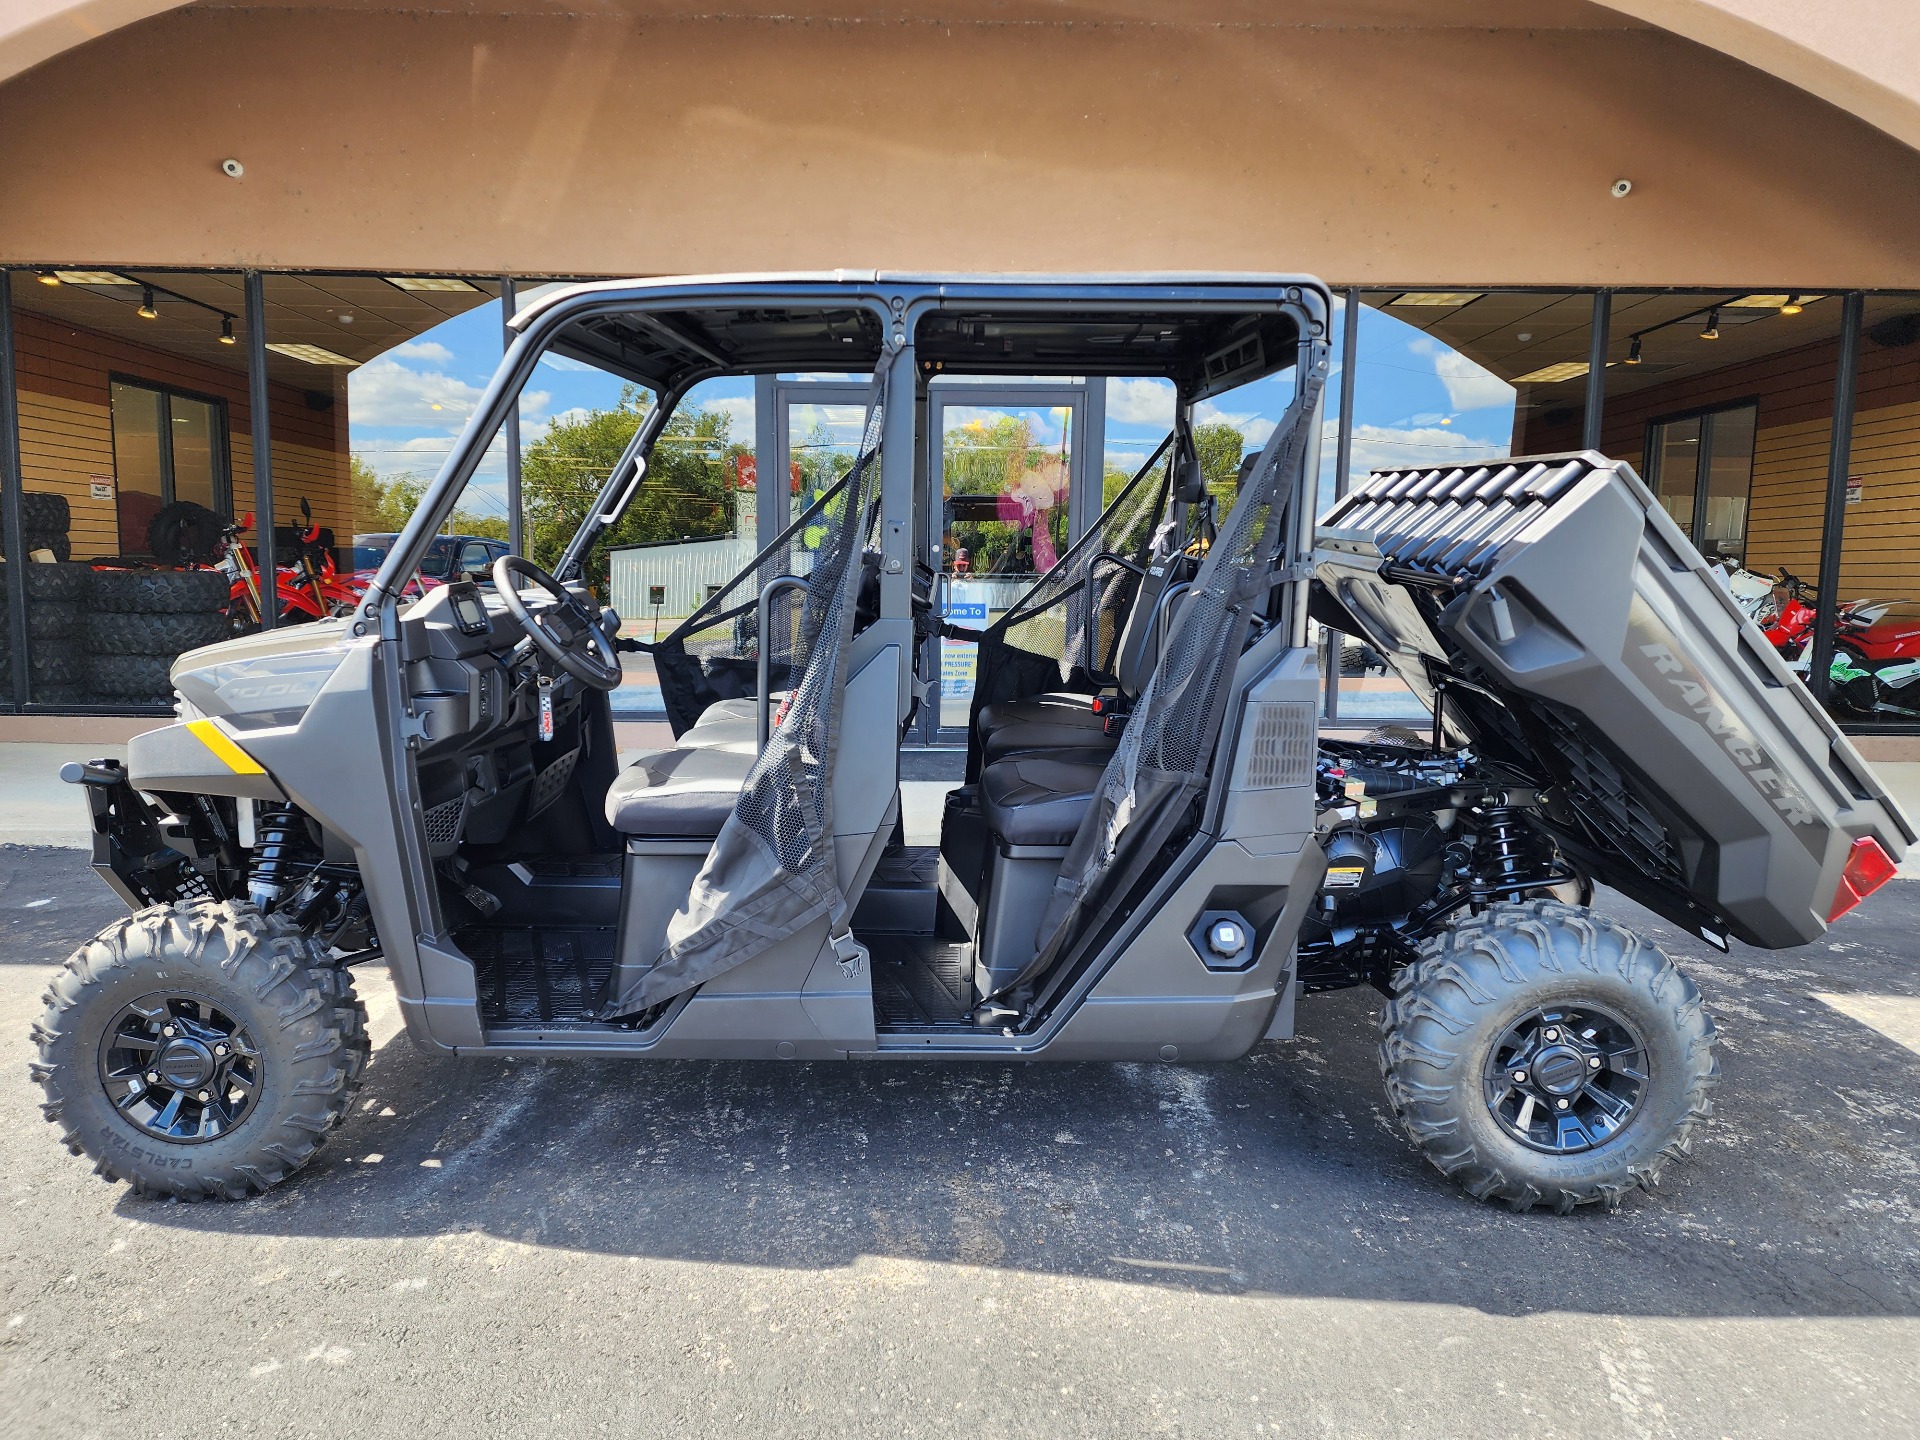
31;900;369;1200
1379;900;1717;1213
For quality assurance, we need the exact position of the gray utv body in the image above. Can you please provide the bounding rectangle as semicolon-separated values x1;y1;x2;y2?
71;277;1906;1074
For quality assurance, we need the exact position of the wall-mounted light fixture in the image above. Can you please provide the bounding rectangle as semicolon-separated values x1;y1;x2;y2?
1698;309;1720;340
36;270;60;286
219;315;237;345
1780;294;1804;316
1625;335;1643;365
137;287;158;319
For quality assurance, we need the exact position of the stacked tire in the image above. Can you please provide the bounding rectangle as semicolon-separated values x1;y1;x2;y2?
87;570;231;706
12;491;74;563
0;560;95;704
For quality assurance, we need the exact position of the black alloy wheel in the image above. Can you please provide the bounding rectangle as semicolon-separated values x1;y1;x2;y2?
97;991;263;1143
1480;1003;1648;1154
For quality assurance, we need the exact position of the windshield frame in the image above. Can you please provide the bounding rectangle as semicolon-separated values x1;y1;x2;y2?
358;282;901;620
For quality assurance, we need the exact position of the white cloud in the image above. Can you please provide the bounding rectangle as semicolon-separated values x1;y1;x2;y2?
391;340;453;365
1194;401;1276;446
350;358;485;429
691;393;754;440
1106;377;1175;428
1346;423;1512;477
1408;336;1513;413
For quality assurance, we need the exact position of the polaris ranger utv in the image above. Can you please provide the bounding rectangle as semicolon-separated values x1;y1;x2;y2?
30;275;1911;1214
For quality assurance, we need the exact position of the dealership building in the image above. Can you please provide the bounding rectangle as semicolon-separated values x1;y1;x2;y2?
3;0;1920;745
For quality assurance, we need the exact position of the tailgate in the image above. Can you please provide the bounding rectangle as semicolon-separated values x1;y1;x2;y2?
1315;451;1913;950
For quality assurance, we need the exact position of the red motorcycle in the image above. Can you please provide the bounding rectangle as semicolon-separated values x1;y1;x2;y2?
1761;569;1916;659
1759;568;1920;717
222;500;432;632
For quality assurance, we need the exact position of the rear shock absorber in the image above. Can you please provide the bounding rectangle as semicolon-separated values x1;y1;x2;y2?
248;804;304;912
1470;802;1537;907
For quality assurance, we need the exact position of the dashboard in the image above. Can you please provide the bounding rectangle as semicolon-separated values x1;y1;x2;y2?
395;582;610;848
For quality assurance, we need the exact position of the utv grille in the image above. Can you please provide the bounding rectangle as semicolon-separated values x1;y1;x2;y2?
1533;700;1682;880
422;794;466;848
1242;701;1316;789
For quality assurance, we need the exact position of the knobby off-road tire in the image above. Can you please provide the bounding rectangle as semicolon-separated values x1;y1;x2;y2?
1379;900;1718;1214
0;560;93;603
20;490;70;535
88;652;176;700
90;567;232;615
31;900;370;1200
86;609;229;656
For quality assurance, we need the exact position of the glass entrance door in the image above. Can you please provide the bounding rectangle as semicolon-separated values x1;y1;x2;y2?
925;384;1092;741
761;380;874;556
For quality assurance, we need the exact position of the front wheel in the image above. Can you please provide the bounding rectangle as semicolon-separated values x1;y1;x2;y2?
1379;900;1717;1213
31;900;369;1200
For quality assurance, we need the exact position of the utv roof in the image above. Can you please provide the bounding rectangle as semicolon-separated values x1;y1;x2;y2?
508;272;1330;401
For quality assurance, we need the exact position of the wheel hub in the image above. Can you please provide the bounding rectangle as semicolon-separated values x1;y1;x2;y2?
97;992;261;1144
1528;1044;1589;1096
153;1038;216;1091
1482;1003;1649;1155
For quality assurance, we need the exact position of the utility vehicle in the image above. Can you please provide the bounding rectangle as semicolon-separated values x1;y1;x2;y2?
30;275;1911;1213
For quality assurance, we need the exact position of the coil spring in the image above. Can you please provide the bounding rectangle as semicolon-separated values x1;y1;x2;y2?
248;804;303;911
1473;805;1536;897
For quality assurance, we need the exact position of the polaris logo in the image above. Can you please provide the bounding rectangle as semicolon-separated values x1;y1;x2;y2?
1626;597;1822;843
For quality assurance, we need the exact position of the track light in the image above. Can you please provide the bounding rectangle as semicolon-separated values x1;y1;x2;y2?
1626;335;1643;365
137;287;157;319
219;314;236;345
36;269;60;286
1699;309;1720;340
1780;294;1804;315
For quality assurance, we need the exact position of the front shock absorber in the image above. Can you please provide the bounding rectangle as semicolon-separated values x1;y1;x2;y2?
247;804;303;912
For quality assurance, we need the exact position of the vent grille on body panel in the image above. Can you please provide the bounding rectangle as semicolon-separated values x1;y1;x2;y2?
1242;701;1316;790
423;794;466;848
1321;457;1592;584
1533;701;1682;880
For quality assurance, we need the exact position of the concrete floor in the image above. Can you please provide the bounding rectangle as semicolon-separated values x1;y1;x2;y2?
4;823;1920;1434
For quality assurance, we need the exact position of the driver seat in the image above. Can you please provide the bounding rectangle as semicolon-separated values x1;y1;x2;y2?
604;744;755;837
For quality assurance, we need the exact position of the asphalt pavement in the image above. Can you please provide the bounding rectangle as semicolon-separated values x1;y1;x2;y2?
2;842;1918;1439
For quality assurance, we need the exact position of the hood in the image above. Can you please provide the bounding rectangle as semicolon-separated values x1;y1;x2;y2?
171;620;355;730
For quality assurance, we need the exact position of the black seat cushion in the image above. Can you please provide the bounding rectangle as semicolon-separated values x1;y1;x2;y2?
605;745;754;837
977;692;1096;735
979;752;1112;846
984;713;1117;762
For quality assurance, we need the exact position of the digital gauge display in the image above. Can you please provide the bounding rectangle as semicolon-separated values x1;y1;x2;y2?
450;585;490;637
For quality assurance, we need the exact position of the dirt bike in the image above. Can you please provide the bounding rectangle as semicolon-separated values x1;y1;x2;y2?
1761;568;1920;717
222;500;430;632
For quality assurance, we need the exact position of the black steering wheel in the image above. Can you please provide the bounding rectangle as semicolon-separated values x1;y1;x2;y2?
491;555;623;691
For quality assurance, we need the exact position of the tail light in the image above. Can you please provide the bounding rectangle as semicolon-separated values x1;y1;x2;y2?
1828;836;1899;922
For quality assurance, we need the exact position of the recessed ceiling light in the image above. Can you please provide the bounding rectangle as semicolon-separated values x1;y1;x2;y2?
1512;361;1592;384
1390;292;1484;307
52;270;134;285
1724;293;1825;309
385;276;479;293
266;342;357;366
